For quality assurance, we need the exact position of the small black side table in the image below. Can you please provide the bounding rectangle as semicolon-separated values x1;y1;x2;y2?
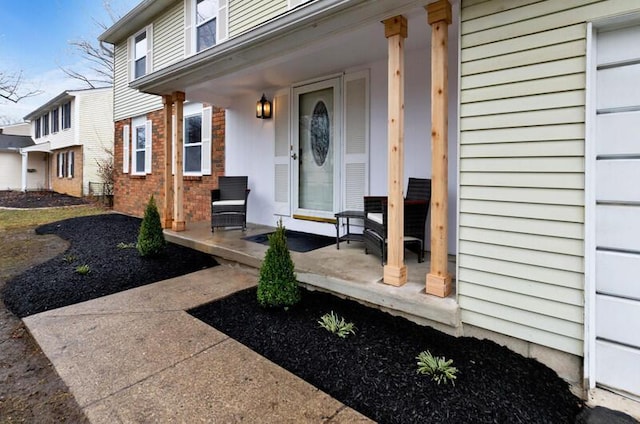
334;210;365;249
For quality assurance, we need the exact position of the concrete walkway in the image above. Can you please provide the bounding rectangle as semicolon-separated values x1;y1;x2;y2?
23;264;371;423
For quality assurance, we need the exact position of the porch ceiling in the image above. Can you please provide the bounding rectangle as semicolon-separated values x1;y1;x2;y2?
133;0;443;106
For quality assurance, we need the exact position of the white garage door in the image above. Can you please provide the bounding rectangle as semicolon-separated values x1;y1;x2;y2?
594;24;640;398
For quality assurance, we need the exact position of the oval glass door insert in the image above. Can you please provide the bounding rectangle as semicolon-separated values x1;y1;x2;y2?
310;101;330;166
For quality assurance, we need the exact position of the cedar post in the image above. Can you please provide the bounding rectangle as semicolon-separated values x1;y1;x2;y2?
426;0;452;297
172;91;186;232
382;15;408;287
162;94;173;229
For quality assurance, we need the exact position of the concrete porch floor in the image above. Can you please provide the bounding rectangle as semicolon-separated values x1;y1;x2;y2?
165;221;461;335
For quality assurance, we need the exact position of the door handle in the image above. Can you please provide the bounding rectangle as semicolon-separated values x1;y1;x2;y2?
291;153;298;160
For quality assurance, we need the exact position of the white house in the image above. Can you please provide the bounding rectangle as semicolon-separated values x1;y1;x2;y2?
23;87;114;197
100;0;640;404
0;123;46;191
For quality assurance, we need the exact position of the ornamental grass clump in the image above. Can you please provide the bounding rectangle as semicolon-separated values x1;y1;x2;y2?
416;350;458;385
137;195;166;257
318;311;356;338
257;219;300;308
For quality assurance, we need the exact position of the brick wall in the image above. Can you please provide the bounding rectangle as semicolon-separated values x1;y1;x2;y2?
113;106;225;222
50;146;83;197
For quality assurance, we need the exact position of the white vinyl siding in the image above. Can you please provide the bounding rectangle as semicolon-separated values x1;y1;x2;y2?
458;0;640;356
77;88;114;195
154;1;185;70
113;2;184;121
228;0;286;37
114;43;162;121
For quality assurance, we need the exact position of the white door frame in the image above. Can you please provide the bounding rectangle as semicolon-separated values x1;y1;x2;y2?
291;76;342;220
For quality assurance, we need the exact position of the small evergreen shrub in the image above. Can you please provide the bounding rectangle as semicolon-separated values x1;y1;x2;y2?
137;195;166;257
318;311;356;338
257;220;300;308
416;350;458;385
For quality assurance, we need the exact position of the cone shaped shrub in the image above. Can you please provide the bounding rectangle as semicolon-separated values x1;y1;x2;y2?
137;195;166;257
257;220;300;308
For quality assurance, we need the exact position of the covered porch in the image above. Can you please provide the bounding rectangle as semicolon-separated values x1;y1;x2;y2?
134;0;459;299
165;221;460;334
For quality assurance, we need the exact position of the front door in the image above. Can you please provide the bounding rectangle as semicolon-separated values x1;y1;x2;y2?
292;78;341;220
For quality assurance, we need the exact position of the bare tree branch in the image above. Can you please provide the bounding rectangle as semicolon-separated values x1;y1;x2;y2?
0;70;43;103
60;1;120;88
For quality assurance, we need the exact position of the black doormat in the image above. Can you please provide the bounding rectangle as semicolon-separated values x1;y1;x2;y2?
244;230;334;253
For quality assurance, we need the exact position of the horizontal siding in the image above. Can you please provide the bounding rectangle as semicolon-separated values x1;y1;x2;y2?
77;90;114;194
229;0;287;37
459;0;640;356
114;43;162;121
154;1;184;70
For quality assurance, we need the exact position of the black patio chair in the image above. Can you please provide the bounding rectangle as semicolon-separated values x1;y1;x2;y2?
211;176;250;232
363;178;431;265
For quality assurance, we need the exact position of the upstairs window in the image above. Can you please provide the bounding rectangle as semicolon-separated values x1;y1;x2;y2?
52;108;59;133
129;26;153;80
43;112;50;136
35;117;41;138
196;0;217;52
187;0;226;56
134;32;147;78
62;102;71;129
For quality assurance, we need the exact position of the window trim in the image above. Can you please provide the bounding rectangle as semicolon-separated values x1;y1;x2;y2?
183;112;203;176
194;0;217;53
52;108;59;133
43;112;50;136
128;25;153;81
35;117;41;138
62;102;71;130
132;122;147;175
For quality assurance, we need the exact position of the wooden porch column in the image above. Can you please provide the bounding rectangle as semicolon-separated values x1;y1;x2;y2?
383;15;408;287
426;0;452;297
162;94;173;229
172;91;186;232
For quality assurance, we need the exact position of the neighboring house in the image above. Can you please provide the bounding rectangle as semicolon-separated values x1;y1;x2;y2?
0;123;47;191
101;0;640;401
23;88;114;197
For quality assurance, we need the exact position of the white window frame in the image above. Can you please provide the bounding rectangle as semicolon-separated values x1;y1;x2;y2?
35;117;41;138
130;116;152;175
184;112;203;175
195;0;217;53
178;103;212;176
132;120;146;175
62;101;71;130
57;152;65;178
52;108;59;133
128;25;153;81
43;112;50;136
67;151;74;178
186;0;227;56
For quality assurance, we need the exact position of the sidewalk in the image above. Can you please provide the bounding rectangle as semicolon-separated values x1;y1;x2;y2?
23;264;371;423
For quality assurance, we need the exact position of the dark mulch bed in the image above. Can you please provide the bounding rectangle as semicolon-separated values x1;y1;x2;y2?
2;214;218;318
0;190;91;208
189;287;584;424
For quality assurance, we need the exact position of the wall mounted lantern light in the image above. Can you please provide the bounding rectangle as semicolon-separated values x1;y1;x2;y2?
256;93;272;119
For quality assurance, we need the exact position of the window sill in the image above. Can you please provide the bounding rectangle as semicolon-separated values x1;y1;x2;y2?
130;174;146;179
184;175;202;181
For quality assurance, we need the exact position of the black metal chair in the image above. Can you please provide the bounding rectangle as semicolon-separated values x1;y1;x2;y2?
363;178;431;265
211;176;250;232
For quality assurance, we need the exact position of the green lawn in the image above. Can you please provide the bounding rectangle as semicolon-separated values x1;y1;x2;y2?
0;206;107;231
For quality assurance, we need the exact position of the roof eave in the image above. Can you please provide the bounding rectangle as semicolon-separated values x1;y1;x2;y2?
99;0;177;44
